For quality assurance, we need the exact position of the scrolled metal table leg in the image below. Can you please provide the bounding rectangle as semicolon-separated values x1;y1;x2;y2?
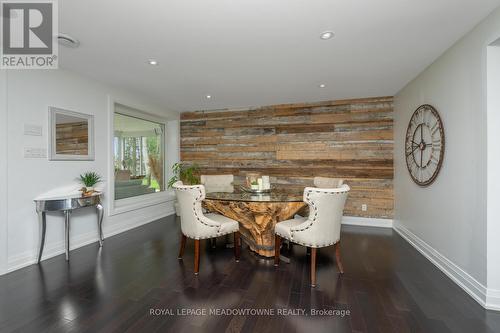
64;210;71;261
96;204;104;247
37;212;46;264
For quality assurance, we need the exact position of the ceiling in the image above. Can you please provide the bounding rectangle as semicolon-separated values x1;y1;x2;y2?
58;0;500;112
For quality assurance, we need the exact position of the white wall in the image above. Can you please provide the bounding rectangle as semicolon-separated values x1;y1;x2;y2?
3;68;179;273
166;119;180;183
394;7;500;309
487;43;500;306
0;70;7;275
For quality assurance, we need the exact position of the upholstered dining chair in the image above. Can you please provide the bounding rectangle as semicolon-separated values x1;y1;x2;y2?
174;175;234;217
274;185;350;287
200;174;235;247
173;181;241;275
313;177;344;188
295;177;344;219
200;174;234;193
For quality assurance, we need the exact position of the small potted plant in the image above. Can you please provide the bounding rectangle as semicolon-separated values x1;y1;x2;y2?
250;180;259;190
167;163;200;188
79;171;102;196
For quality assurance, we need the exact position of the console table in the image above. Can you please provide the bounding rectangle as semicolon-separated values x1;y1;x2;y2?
34;192;104;263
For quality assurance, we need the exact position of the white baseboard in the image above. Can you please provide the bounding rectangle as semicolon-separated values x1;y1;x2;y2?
6;208;175;273
486;289;500;311
7;229;108;272
342;216;393;228
392;222;500;310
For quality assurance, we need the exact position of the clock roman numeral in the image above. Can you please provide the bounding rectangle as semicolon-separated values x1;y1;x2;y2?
430;122;439;135
406;105;443;185
406;143;419;156
432;138;441;146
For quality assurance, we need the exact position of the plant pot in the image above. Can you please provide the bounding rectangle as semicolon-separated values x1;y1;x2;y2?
80;187;95;197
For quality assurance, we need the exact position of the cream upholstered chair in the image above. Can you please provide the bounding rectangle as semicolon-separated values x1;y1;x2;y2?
200;174;235;247
294;177;343;218
173;181;241;275
274;185;350;287
313;177;344;188
200;174;234;193
174;175;234;216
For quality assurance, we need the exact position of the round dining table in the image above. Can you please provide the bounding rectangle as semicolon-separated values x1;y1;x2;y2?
203;188;306;257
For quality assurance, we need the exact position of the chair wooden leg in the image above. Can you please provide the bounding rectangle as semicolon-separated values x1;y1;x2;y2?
274;235;281;266
311;247;317;287
194;239;200;275
335;242;344;274
210;238;216;249
234;232;241;262
178;234;187;259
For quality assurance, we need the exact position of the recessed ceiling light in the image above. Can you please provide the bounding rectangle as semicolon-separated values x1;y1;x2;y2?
319;84;326;88
148;59;158;66
57;33;80;48
205;95;212;99
320;31;335;40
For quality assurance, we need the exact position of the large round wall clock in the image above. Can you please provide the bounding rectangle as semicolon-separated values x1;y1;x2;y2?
405;104;445;186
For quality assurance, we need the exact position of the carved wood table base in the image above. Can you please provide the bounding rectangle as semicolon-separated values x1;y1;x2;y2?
204;200;306;257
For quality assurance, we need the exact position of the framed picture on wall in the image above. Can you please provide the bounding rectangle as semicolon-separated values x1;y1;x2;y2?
48;107;95;161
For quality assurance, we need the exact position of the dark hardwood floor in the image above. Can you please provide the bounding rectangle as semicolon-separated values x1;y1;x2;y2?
0;215;499;333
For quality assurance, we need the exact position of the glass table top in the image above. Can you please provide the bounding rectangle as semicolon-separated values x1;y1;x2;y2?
204;188;304;203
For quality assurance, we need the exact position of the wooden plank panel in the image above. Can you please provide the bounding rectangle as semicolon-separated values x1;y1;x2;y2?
180;96;394;219
276;149;393;161
276;129;393;142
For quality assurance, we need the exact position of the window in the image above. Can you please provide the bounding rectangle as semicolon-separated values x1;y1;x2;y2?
113;110;165;200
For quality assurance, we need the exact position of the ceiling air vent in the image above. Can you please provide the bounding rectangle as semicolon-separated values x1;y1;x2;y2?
57;33;80;48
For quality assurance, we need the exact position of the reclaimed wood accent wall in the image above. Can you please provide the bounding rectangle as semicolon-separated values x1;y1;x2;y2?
55;122;89;155
180;96;393;218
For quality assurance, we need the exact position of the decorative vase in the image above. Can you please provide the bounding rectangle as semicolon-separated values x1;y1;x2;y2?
262;176;270;190
246;172;261;187
80;186;95;197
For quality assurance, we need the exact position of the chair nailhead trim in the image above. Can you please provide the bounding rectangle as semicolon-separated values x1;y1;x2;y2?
183;233;238;240
175;185;222;236
275;232;339;248
285;188;348;246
